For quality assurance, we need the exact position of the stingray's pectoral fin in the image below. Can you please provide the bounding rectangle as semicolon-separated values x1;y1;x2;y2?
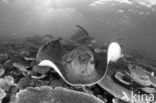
107;42;122;64
38;60;63;78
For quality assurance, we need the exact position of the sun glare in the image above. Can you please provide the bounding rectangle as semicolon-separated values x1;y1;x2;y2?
35;0;68;10
33;0;72;18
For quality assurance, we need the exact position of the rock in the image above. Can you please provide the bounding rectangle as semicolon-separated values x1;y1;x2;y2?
112;98;126;103
94;49;106;53
49;79;67;88
13;62;29;72
102;98;107;103
141;87;156;94
22;72;29;77
21;50;37;61
128;67;152;86
0;68;5;77
42;35;54;43
3;58;25;69
31;75;46;79
130;72;151;86
29;61;37;67
9;86;19;94
27;71;33;76
20;51;29;57
114;71;130;85
149;76;156;88
30;80;49;87
3;59;15;69
24;57;36;61
97;95;104;101
0;53;9;63
4;75;15;86
112;98;119;103
0;64;2;68
17;77;31;89
32;65;51;75
0;79;10;92
82;87;94;94
0;88;6;100
93;87;102;95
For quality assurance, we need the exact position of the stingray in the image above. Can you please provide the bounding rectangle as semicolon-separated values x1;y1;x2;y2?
70;25;94;45
36;25;122;86
36;34;122;86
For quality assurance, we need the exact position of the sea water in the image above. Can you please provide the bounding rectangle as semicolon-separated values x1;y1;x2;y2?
0;0;156;61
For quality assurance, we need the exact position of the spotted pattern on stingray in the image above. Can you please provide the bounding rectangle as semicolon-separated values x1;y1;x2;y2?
61;46;99;84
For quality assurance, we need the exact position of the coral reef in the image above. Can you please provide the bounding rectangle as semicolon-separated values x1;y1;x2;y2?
12;86;105;103
98;55;156;102
0;27;156;103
